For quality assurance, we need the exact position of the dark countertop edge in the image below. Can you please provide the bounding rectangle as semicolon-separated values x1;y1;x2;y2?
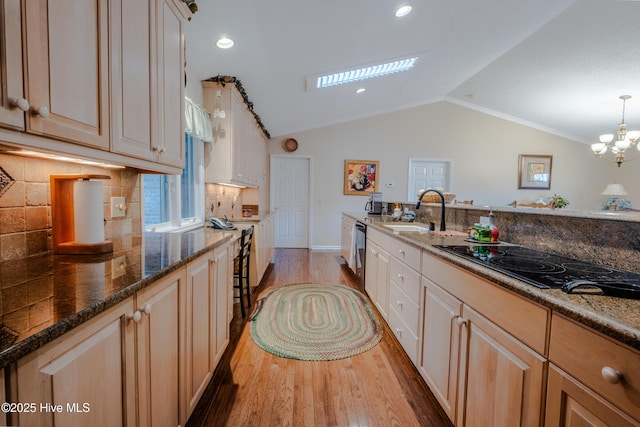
343;212;640;352
0;232;235;369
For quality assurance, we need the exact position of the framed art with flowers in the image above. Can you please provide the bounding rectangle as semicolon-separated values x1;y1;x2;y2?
344;160;379;195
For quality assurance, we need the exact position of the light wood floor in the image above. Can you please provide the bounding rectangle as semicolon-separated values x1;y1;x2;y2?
186;249;452;427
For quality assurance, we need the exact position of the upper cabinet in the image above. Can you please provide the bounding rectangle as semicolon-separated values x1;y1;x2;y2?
202;82;268;188
110;0;186;168
23;0;110;149
0;0;189;172
0;0;26;131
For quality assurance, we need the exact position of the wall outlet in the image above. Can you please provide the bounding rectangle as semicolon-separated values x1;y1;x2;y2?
111;197;126;218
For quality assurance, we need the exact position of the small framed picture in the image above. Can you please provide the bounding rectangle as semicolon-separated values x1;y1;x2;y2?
344;160;379;195
518;154;552;189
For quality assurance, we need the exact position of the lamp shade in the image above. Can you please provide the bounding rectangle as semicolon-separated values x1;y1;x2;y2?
601;183;628;196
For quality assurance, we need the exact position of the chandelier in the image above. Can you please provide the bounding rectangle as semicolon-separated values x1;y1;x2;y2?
591;95;640;167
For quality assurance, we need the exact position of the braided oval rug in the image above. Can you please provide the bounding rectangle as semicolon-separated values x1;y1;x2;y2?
250;283;383;361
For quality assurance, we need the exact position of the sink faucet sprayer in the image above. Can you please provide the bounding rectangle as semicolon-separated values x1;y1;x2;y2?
415;188;446;231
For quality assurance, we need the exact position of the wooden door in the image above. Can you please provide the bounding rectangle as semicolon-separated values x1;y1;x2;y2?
407;158;450;201
136;268;184;427
545;364;639;427
0;0;25;130
16;298;136;427
419;278;462;422
110;0;155;161
271;155;310;248
185;254;214;419
457;305;545;427
23;0;110;149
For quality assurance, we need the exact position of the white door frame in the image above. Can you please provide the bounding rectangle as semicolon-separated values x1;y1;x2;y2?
270;154;313;248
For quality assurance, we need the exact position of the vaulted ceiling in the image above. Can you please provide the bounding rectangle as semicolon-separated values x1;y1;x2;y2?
184;0;640;143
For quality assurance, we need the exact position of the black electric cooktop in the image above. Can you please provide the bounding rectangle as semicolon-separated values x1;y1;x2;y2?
435;244;640;299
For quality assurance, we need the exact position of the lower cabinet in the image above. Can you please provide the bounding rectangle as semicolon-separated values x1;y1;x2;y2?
341;215;356;271
546;313;640;425
12;241;233;427
14;297;137;427
365;238;389;319
136;268;185;427
184;244;230;420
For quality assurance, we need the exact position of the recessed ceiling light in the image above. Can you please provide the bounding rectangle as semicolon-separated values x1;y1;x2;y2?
356;88;366;94
395;5;413;17
216;37;234;49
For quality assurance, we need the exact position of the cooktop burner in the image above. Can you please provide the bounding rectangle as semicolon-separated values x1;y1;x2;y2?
435;244;640;299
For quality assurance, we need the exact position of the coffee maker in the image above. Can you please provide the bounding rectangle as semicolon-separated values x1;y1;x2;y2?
365;192;383;215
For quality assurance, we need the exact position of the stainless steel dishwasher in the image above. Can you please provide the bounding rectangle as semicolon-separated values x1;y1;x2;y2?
354;221;366;288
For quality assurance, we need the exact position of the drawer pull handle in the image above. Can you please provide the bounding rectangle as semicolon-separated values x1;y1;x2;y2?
601;366;622;384
395;328;403;338
396;300;403;308
398;250;405;256
456;317;467;326
12;97;30;112
397;273;404;281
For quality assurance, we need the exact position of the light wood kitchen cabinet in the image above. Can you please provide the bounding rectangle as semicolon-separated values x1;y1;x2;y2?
365;228;390;319
23;0;110;149
251;215;275;286
135;267;185;427
341;215;356;271
388;241;422;364
184;243;230;420
420;247;548;426
202;82;267;187
14;298;137;427
0;0;25;131
419;278;462;421
546;313;640;425
110;0;186;168
456;304;546;427
545;365;639;427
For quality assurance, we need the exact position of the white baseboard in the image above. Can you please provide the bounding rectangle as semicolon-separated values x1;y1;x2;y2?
310;245;340;251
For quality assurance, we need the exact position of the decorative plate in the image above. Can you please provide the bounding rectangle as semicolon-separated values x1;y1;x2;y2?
283;138;298;152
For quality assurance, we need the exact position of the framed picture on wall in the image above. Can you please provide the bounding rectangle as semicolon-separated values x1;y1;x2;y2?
518;154;552;189
344;160;379;195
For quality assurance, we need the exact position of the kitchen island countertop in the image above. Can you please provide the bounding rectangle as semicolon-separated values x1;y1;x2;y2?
344;212;640;351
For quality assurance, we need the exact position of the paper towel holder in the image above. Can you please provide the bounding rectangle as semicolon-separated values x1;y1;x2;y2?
51;174;113;255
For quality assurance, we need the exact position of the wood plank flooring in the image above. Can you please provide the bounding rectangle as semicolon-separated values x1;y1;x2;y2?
186;249;452;427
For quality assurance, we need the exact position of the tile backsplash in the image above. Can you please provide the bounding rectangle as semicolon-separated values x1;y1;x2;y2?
0;153;141;261
205;183;243;220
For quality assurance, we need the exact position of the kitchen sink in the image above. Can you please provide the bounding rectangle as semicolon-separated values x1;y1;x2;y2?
383;224;430;232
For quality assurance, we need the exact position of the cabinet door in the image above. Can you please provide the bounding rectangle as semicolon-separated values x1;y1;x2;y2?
110;0;155;161
545;364;639;427
230;91;249;182
16;298;136;427
375;247;390;319
0;0;26;130
365;241;379;305
419;278;462;422
23;0;110;149
457;305;545;427
136;268;184;427
155;0;185;167
185;254;214;418
213;245;230;363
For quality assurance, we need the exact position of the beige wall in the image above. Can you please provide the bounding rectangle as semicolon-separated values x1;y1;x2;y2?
269;101;636;248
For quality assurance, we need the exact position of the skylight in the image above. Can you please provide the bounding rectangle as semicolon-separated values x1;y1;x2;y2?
315;57;418;89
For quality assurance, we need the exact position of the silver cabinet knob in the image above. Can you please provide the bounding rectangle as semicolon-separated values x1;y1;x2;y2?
601;366;621;384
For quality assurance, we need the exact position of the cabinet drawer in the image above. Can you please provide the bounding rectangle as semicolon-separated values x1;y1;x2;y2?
388;304;419;364
550;314;640;421
389;256;421;304
367;228;391;248
390;239;421;272
389;280;420;335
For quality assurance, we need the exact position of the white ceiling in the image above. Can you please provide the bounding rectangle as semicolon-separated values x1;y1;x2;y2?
184;0;640;143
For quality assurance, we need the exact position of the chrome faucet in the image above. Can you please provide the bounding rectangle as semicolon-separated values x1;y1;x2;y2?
415;188;446;231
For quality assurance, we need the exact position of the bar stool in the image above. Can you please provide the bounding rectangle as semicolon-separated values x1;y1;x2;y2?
234;225;254;317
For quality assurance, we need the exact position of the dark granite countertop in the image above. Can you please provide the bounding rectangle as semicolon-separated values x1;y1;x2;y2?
0;227;235;368
344;212;640;352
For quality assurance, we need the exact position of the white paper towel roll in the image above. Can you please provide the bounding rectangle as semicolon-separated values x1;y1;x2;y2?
73;180;105;244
